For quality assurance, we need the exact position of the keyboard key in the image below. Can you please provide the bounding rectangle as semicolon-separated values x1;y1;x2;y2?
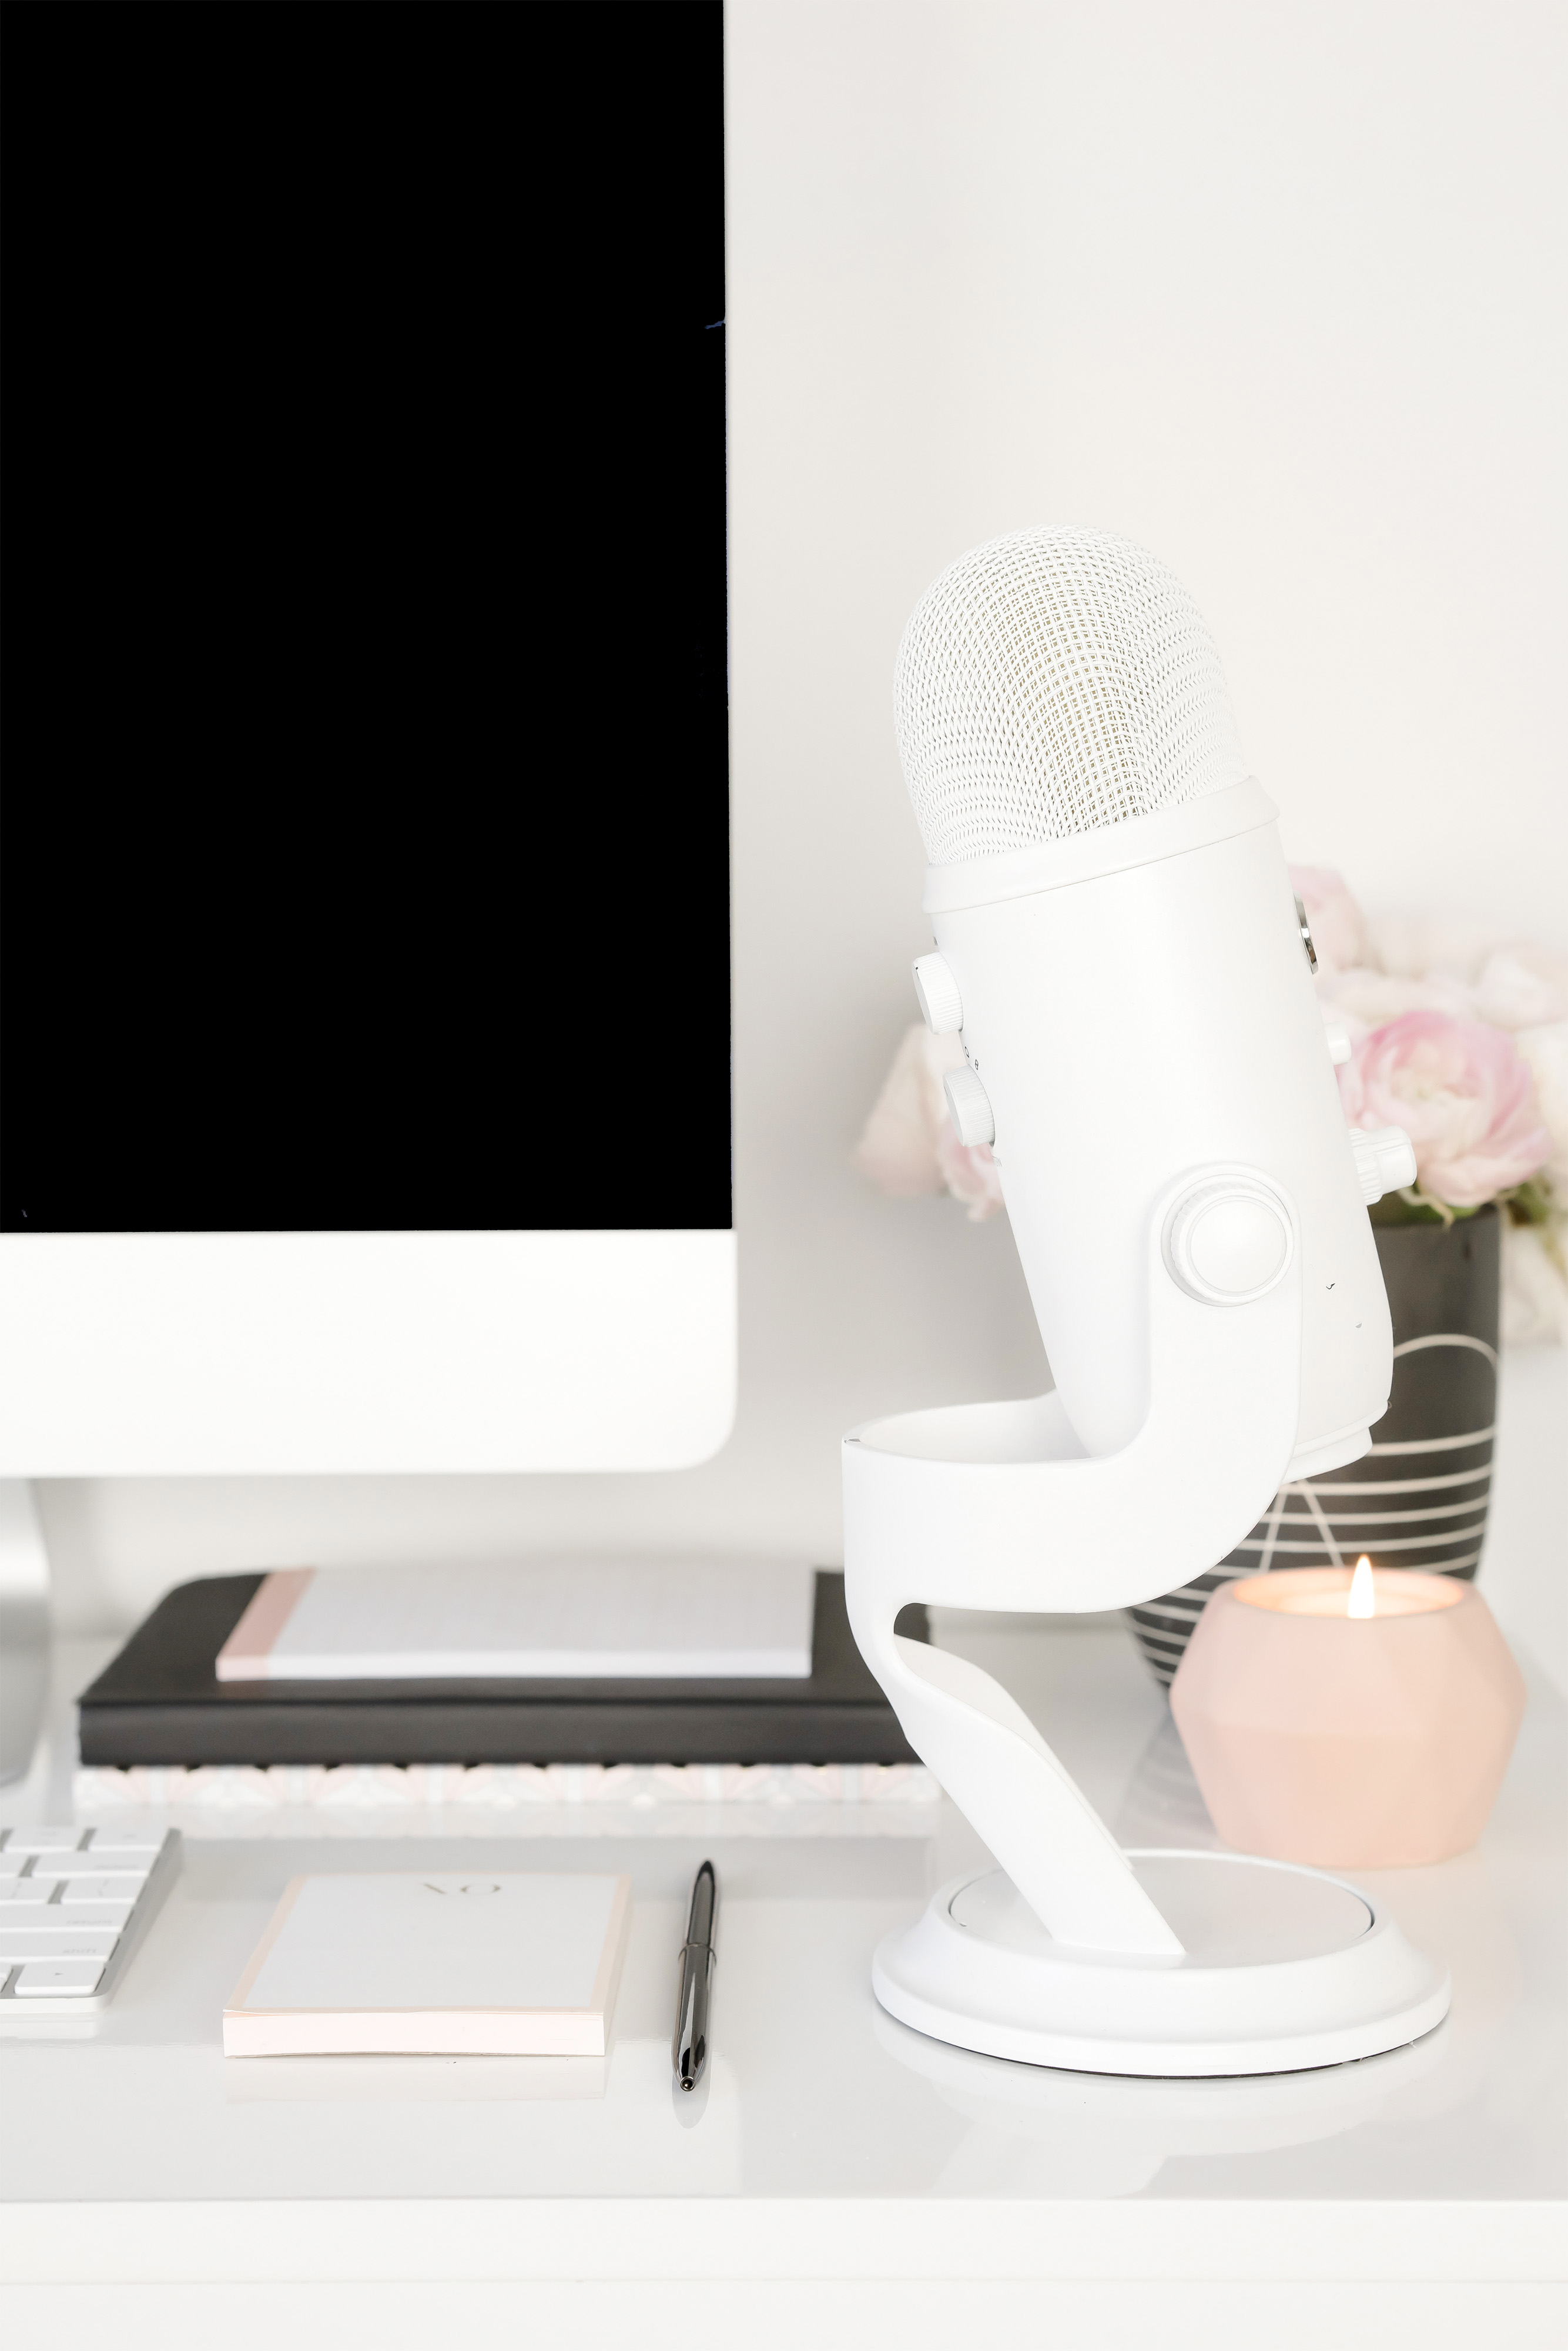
56;1875;148;1903
0;1905;120;1930
0;1827;178;2011
86;1827;166;1854
13;1960;105;1996
32;1863;149;1887
0;1933;118;1963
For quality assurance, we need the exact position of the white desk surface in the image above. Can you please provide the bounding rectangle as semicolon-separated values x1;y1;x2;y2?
2;1622;1564;2342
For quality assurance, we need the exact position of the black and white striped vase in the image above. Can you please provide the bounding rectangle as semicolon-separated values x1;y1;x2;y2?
1128;1205;1502;1692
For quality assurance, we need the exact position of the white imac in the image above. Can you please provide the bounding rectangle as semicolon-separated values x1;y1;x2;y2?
0;4;735;1480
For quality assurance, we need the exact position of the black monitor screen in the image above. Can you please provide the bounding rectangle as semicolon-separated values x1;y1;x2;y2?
1;2;730;1234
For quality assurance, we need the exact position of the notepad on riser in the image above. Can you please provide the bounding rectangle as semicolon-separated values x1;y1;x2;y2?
223;1873;632;2057
216;1560;816;1680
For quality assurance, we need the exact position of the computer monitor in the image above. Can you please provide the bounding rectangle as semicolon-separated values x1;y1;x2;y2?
0;5;735;1476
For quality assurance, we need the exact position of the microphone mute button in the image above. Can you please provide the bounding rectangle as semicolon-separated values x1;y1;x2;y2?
1324;1016;1353;1066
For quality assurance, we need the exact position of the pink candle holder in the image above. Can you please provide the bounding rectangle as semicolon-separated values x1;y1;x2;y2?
1170;1564;1526;1868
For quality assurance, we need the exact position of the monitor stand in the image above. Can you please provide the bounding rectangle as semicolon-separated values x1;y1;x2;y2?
0;1482;51;1787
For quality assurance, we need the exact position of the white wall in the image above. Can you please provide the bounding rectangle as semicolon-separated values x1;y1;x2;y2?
40;1;1567;1674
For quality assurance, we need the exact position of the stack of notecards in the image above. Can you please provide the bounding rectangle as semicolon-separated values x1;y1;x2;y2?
223;1872;631;2057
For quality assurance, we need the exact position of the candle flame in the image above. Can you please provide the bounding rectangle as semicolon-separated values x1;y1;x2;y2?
1348;1555;1375;1619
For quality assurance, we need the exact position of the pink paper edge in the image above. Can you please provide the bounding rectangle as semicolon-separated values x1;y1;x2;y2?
215;1567;317;1681
221;2008;607;2057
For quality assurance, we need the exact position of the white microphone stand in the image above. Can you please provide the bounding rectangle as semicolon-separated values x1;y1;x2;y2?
843;1169;1449;2077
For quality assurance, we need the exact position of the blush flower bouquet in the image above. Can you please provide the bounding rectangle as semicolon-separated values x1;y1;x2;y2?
852;1024;1006;1224
854;870;1567;1343
1294;868;1566;1344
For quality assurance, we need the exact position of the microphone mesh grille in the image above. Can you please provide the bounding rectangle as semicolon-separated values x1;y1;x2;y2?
895;528;1248;863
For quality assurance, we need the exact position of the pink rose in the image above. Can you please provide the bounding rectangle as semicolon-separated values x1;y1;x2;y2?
1517;1023;1568;1187
852;1023;1005;1223
1365;912;1505;983
1338;1010;1550;1208
851;1024;947;1199
1288;866;1366;980
1473;943;1568;1031
1321;966;1475;1039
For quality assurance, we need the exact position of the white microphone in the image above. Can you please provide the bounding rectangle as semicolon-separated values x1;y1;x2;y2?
895;527;1411;1477
839;532;1446;2037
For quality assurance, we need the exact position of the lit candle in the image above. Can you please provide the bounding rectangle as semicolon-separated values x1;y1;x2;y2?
1169;1561;1525;1868
1231;1558;1464;1622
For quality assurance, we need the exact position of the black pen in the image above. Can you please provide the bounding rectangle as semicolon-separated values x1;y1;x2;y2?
672;1858;717;2092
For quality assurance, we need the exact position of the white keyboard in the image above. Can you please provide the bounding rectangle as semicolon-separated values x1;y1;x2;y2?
0;1826;181;2015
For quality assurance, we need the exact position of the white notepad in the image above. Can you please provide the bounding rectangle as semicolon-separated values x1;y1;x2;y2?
216;1559;817;1680
223;1872;632;2057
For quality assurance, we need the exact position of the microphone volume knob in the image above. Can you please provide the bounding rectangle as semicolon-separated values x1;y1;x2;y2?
1164;1177;1294;1306
913;953;963;1035
1348;1124;1418;1205
943;1066;995;1148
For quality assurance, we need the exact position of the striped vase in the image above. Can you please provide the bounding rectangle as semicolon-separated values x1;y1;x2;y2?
1128;1205;1501;1692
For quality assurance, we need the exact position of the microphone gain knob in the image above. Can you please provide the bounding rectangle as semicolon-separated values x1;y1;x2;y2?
1164;1176;1294;1306
943;1065;995;1148
913;953;963;1035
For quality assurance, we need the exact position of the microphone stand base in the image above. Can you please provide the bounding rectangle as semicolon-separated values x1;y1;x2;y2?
872;1851;1449;2078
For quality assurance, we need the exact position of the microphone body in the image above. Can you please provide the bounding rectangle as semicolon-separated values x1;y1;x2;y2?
843;526;1420;1964
923;781;1391;1471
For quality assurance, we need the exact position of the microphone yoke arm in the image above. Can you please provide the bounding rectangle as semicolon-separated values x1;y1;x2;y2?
842;1166;1304;1958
